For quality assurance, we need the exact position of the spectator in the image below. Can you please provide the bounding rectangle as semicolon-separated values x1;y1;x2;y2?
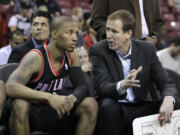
0;0;14;13
88;0;94;10
90;0;163;46
0;0;13;4
8;2;31;38
13;0;37;14
0;30;24;65
156;25;171;51
71;15;85;47
76;46;96;97
83;19;97;49
6;16;98;135
35;0;61;17
71;7;86;47
76;46;93;74
72;7;84;31
8;11;51;63
89;10;179;135
38;4;48;12
157;35;180;74
63;46;96;98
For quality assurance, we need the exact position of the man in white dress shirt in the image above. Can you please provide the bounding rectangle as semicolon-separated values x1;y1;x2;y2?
0;30;24;65
90;10;179;135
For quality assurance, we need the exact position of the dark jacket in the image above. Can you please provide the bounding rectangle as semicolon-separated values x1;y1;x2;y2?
8;38;35;63
89;39;177;101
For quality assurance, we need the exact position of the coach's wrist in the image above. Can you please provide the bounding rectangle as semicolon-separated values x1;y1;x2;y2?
116;81;127;95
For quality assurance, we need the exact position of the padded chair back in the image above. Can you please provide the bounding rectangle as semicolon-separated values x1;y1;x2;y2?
0;63;18;82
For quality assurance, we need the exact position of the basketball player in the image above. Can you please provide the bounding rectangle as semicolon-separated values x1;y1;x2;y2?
6;16;98;135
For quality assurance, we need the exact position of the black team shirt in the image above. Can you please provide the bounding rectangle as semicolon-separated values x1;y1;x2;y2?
27;43;72;94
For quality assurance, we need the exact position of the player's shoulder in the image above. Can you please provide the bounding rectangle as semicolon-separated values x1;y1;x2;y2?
19;49;43;69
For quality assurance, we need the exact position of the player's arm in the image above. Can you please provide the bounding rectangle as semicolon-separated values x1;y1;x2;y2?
6;51;69;118
65;52;88;110
64;51;89;111
70;50;81;67
6;51;52;101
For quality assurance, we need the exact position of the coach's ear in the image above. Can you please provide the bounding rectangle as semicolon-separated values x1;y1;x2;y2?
51;30;57;40
126;29;132;39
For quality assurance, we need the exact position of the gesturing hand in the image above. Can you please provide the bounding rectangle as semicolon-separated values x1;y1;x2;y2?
159;97;174;126
48;92;69;119
121;66;142;90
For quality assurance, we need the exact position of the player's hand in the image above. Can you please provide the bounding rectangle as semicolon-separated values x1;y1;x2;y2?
65;94;77;113
121;66;142;90
159;97;174;126
47;92;68;119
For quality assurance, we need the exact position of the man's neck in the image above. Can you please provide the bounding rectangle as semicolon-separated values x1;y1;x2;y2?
118;41;131;56
48;41;64;62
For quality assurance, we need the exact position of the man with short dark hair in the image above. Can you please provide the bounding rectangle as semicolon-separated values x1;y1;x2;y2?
8;11;51;63
6;16;98;135
0;30;24;65
90;10;179;135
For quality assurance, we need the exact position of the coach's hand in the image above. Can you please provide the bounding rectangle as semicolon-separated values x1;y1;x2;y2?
121;66;142;90
159;97;174;126
48;93;68;119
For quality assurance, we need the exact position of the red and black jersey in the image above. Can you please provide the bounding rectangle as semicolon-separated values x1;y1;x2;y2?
27;43;72;93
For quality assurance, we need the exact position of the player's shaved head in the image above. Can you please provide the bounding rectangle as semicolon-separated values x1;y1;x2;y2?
52;16;74;30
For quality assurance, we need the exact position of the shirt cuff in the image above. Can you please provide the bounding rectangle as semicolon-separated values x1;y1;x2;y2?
165;96;175;104
116;81;126;95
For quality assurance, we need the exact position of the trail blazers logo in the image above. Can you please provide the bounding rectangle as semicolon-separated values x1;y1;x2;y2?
34;78;66;92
